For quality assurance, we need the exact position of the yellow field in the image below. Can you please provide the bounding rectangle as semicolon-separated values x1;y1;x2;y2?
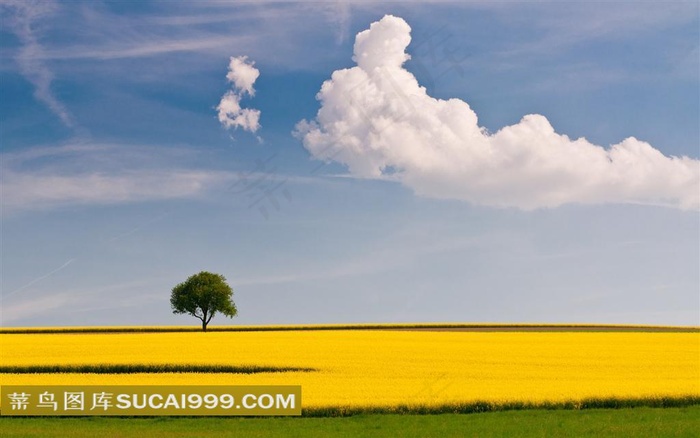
1;329;699;409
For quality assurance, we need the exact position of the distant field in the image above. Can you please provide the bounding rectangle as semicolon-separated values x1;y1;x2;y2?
2;325;698;413
3;406;700;437
1;323;698;334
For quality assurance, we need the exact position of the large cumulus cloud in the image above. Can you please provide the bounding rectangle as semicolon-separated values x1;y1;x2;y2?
295;15;699;210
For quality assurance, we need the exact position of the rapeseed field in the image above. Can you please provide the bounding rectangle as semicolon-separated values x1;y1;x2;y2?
2;329;698;410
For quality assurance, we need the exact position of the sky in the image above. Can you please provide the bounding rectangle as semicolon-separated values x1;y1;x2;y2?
1;0;698;327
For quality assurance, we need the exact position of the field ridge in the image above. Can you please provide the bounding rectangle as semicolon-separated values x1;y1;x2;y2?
0;364;316;374
301;395;700;416
2;323;698;334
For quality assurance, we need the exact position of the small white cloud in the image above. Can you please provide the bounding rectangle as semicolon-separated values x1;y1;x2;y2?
217;91;260;132
217;55;261;136
295;15;700;210
225;55;260;96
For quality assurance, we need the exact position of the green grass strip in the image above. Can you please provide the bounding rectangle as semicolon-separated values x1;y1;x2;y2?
2;406;700;438
0;364;316;374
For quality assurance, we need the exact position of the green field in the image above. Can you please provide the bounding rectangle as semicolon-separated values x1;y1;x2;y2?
2;406;700;438
4;325;698;435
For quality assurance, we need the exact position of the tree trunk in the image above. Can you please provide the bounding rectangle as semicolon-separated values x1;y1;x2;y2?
202;320;207;332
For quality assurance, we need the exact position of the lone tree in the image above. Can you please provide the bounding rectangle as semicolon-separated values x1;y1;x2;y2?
170;271;237;331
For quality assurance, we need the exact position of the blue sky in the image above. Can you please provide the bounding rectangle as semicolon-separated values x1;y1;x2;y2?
1;1;698;327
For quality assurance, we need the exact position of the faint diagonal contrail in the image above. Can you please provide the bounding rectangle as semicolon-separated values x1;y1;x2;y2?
107;212;170;242
3;258;77;299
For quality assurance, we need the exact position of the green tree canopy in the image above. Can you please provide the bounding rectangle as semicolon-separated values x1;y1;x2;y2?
170;271;237;331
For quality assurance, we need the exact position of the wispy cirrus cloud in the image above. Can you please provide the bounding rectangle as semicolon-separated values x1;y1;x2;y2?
0;2;377;76
1;278;166;324
1;0;75;127
3;2;694;73
1;293;72;324
34;36;248;61
2;169;230;213
493;1;697;58
0;143;232;214
3;2;337;65
0;142;331;215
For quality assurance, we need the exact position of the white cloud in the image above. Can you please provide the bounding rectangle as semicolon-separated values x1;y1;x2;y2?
217;56;261;135
1;278;166;324
2;0;75;127
217;91;260;132
0;142;329;214
0;143;233;214
326;1;351;43
1;293;71;324
295;15;700;210
225;55;259;96
36;36;243;61
2;170;229;213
